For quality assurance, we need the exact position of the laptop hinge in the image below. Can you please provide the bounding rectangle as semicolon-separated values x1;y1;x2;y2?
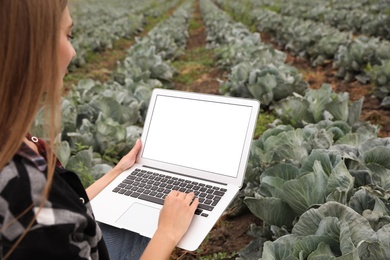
141;165;227;186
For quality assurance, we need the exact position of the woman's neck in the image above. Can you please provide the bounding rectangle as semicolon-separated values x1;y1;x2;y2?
23;137;39;154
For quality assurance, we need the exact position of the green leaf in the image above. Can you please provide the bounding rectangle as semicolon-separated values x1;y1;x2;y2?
67;148;94;171
90;97;123;123
91;164;113;180
244;196;298;228
363;146;390;170
326;160;354;204
362;147;390;190
292;202;373;245
362;200;390;231
357;240;390;259
260;176;286;199
335;133;372;146
306;84;332;122
263;129;311;164
259;163;300;199
282;161;328;215
260;125;294;144
57;141;71;167
325;91;349;122
347;98;364;125
274;96;314;128
293;236;337;259
307;242;336;260
261;235;300;260
300;150;333;177
348;189;376;215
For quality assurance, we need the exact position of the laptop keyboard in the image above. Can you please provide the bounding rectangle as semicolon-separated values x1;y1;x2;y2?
112;168;227;217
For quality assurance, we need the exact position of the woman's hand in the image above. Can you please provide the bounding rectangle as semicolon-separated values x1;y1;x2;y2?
140;191;199;260
114;139;142;172
158;190;199;244
86;139;142;200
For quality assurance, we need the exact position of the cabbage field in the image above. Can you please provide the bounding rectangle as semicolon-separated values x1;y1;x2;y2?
32;0;390;258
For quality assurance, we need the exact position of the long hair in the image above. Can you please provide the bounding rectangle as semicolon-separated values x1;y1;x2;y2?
0;0;68;257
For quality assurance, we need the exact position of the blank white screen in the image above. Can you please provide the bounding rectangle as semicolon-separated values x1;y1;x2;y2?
142;95;252;178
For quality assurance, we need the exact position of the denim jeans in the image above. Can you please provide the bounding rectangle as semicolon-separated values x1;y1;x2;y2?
99;222;151;260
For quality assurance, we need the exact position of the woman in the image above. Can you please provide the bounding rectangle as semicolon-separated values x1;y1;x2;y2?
0;1;198;259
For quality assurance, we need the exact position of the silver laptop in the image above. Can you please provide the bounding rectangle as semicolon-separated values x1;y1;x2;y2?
91;88;260;251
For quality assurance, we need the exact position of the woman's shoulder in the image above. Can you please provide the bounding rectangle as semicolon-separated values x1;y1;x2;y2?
0;158;20;183
0;156;45;187
0;157;49;205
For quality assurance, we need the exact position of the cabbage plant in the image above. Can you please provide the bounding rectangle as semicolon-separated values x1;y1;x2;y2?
220;60;308;106
214;37;286;69
114;1;193;84
368;60;390;103
245;150;354;223
257;202;390;259
240;128;389;259
273;84;364;128
334;36;390;82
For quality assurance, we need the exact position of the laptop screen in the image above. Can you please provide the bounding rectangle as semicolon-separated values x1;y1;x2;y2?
141;94;253;178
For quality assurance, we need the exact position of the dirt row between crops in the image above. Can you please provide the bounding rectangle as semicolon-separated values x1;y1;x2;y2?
170;2;259;259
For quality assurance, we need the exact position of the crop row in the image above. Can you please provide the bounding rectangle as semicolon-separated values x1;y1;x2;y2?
215;0;390;109
251;0;389;11
68;0;179;69
201;0;390;258
251;0;390;40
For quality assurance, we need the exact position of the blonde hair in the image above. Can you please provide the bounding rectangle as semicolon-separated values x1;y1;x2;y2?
0;0;68;257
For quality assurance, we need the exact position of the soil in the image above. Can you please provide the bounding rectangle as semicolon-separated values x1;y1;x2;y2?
173;18;225;95
170;2;390;259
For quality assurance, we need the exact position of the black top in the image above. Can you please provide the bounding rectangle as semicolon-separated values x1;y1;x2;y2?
0;141;109;259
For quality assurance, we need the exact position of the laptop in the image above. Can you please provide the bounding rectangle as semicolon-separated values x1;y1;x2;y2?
91;88;260;251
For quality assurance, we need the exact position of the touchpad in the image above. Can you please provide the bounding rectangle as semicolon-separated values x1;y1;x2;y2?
116;203;160;237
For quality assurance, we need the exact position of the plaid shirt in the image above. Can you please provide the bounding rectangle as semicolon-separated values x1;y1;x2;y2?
0;139;109;259
16;141;48;172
